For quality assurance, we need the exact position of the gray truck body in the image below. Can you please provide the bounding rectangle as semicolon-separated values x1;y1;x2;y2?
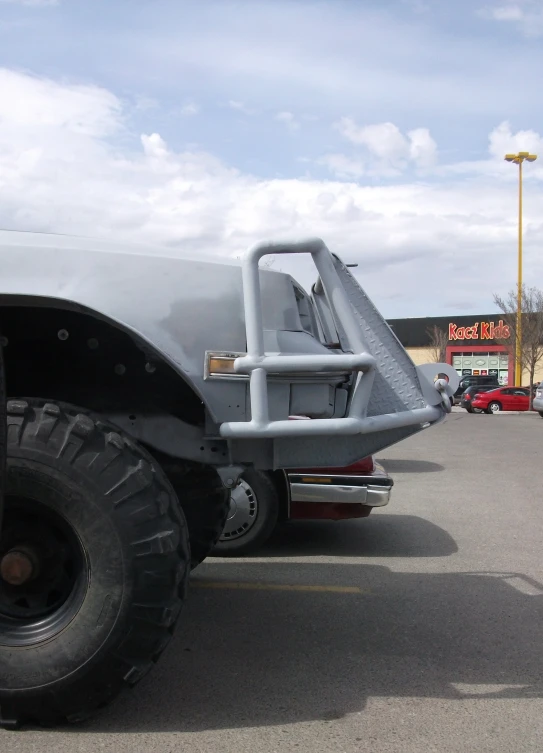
0;230;458;472
0;229;461;728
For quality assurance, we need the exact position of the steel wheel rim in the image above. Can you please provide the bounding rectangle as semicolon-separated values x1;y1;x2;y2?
490;403;500;413
220;479;258;541
0;497;88;647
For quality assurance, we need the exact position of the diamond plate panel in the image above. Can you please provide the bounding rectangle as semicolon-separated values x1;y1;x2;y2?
331;258;426;416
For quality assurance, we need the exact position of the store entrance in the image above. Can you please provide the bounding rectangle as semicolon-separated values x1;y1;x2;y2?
451;351;509;385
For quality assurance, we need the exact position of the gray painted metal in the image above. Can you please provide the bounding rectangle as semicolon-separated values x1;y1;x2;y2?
0;230;457;470
0;230;312;426
220;238;458;442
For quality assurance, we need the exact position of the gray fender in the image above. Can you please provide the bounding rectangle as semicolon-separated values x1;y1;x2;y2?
0;231;254;424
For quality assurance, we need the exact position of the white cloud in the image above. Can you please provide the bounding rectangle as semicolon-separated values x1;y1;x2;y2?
480;1;543;35
491;4;524;20
407;127;438;168
228;100;255;115
180;102;200;116
317;154;365;180
0;68;121;138
275;111;300;131
488;120;543;159
334;118;437;174
1;68;543;317
119;0;543;127
135;96;159;112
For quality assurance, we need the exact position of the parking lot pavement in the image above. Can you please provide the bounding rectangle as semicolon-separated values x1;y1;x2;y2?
2;412;542;753
452;404;541;416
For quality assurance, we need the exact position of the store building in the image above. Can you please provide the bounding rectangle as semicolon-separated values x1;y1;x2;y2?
386;314;538;386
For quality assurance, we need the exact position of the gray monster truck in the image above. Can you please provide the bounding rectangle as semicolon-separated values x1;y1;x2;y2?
0;230;457;728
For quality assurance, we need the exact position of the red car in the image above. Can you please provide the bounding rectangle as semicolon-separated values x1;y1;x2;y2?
212;456;393;555
471;386;533;414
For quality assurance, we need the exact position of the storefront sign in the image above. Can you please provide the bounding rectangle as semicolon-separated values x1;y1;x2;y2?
448;320;511;341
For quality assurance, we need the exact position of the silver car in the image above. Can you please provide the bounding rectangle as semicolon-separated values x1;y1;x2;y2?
533;384;543;416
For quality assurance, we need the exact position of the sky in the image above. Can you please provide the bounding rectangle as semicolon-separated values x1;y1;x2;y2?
1;0;543;317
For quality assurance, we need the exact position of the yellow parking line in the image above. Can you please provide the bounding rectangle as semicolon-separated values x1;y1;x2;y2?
192;581;369;594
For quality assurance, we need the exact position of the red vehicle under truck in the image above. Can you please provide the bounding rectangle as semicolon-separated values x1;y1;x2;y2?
213;455;393;555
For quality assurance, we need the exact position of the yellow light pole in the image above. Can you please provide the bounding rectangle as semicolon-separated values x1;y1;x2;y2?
504;151;537;385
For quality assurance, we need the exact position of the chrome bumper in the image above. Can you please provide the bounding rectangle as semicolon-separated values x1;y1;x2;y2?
287;463;393;508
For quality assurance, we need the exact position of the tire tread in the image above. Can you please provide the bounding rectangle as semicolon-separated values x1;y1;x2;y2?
0;398;190;729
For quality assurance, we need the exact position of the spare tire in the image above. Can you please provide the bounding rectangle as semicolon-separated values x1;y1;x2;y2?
0;399;190;729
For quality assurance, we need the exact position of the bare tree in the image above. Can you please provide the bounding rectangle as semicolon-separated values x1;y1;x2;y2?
493;284;543;407
426;324;448;363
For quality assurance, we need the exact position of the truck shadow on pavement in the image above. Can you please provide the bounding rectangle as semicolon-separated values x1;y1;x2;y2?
256;514;458;558
84;560;543;734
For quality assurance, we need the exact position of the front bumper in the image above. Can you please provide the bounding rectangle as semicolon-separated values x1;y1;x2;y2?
287;463;393;508
533;394;543;412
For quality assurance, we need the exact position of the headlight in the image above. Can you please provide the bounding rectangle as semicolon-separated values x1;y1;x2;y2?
205;352;247;379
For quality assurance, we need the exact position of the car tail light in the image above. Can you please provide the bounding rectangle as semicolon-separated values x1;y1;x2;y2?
346;456;375;473
465;394;471;400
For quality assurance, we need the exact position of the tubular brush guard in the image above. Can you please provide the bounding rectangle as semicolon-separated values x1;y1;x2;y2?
219;238;459;441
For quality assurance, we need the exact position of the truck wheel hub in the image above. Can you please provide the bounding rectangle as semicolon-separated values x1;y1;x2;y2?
0;548;37;586
0;498;88;646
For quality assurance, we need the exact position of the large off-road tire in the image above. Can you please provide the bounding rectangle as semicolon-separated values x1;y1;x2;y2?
212;469;280;557
150;452;230;569
0;399;190;729
0;344;5;531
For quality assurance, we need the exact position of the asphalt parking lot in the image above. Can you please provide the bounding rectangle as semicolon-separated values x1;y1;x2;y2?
2;410;542;753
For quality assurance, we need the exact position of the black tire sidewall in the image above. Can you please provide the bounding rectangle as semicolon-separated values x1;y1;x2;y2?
0;400;189;725
212;469;280;556
1;457;127;690
0;344;5;531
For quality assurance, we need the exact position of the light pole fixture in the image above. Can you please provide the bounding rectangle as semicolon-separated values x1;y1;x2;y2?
504;151;537;385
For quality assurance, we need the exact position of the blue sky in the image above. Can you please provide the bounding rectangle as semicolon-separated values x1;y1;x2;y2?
1;0;543;316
